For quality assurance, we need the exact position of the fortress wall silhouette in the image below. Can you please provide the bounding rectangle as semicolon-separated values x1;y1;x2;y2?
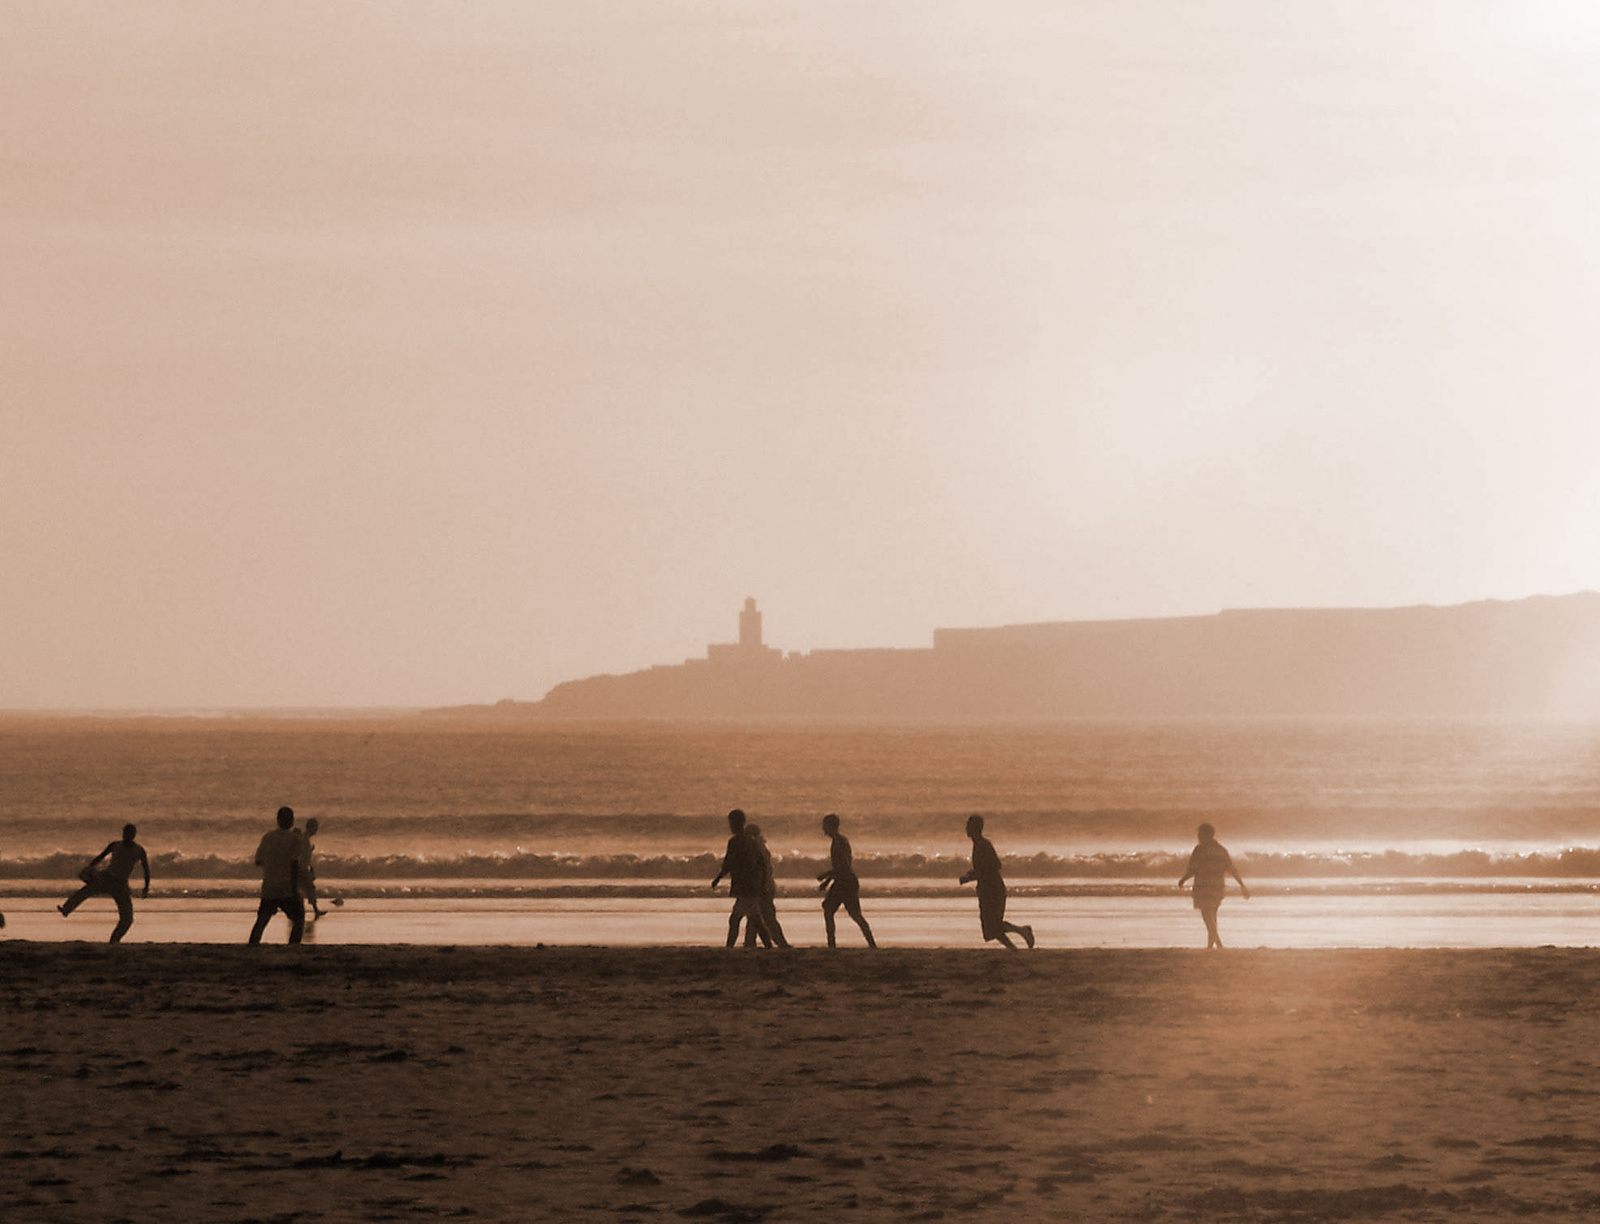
528;593;1600;721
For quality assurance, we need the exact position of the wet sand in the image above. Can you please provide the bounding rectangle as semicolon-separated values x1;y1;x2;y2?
7;943;1600;1221
11;887;1600;948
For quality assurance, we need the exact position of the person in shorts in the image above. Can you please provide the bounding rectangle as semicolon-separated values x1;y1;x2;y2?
59;823;150;943
1178;822;1249;949
818;813;876;948
959;814;1034;950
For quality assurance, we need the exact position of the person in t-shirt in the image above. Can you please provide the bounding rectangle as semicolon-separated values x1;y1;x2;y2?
710;808;772;948
59;823;150;943
817;813;876;948
249;806;305;945
959;814;1034;950
1178;822;1250;949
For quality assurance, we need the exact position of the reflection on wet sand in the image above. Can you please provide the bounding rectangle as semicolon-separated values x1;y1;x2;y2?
5;889;1600;947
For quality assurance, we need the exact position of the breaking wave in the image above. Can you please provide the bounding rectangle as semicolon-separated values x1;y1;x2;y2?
11;846;1600;882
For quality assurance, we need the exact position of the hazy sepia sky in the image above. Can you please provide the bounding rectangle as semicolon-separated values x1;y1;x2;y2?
6;2;1600;707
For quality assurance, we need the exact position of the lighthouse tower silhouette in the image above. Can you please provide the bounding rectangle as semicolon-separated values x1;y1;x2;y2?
706;598;780;666
738;597;763;651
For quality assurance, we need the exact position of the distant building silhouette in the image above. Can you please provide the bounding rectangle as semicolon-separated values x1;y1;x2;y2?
524;592;1600;722
740;597;762;649
705;597;783;668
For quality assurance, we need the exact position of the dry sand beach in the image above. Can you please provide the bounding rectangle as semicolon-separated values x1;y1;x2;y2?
7;945;1600;1221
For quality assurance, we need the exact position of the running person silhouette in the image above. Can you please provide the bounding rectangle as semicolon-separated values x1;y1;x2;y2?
59;823;150;943
1178;822;1249;948
960;815;1034;950
818;813;875;948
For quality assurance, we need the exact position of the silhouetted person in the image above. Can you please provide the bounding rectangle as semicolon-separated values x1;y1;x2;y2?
960;814;1034;950
300;817;325;919
1178;822;1250;949
741;823;790;949
58;823;150;943
711;808;772;948
818;813;876;948
250;806;305;945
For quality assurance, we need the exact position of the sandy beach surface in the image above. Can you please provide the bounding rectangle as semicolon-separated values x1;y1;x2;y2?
8;944;1600;1222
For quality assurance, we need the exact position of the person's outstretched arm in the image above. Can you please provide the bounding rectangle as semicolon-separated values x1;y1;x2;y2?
139;847;151;895
1226;852;1249;899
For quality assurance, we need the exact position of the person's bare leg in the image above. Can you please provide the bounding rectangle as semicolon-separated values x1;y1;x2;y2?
844;897;876;948
248;899;274;945
726;906;742;949
59;884;93;916
1002;920;1034;948
1201;904;1222;949
763;900;789;948
109;889;134;943
741;899;773;948
822;897;839;948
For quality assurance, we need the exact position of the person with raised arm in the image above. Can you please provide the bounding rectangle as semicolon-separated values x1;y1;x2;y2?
817;813;876;948
59;823;150;943
960;815;1035;950
1178;822;1250;949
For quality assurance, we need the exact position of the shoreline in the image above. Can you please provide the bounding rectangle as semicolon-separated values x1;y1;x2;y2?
9;944;1600;1220
9;875;1600;899
8;888;1600;949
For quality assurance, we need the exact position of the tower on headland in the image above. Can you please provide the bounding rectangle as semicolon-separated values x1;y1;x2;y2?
706;597;782;666
739;597;762;650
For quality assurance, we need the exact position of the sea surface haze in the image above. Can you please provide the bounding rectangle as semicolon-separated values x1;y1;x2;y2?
4;716;1600;894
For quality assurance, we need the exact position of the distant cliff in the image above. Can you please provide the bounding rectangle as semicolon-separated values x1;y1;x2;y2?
509;593;1600;721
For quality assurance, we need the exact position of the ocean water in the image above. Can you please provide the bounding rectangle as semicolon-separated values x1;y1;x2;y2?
5;716;1600;945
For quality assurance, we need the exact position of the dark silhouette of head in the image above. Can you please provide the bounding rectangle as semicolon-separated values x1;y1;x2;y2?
746;822;763;841
305;817;319;836
727;809;746;833
1198;822;1216;843
277;806;295;829
822;813;840;835
966;814;985;838
122;823;137;842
